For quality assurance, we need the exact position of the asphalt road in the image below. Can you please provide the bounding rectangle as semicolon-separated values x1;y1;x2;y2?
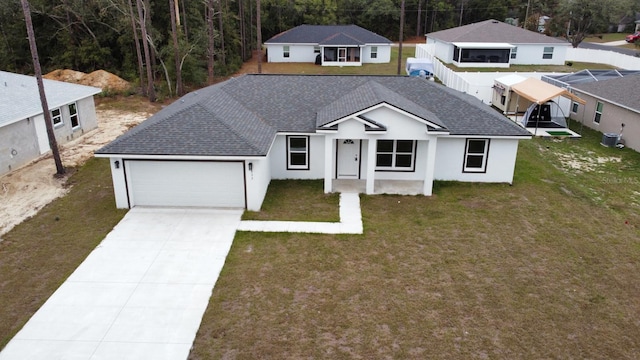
578;41;639;57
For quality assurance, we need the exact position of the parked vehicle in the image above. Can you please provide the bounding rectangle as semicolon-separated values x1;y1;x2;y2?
626;32;640;43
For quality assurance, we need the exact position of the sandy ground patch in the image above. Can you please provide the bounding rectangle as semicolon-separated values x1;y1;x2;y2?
0;107;150;239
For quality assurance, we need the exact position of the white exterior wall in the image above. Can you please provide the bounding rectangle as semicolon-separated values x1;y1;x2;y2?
434;137;521;183
266;44;317;63
245;157;271;211
360;45;392;63
108;157;129;208
510;44;568;66
270;134;325;179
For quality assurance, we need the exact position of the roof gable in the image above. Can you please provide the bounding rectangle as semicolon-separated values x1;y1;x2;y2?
316;81;445;129
427;19;568;45
0;71;101;128
265;24;391;45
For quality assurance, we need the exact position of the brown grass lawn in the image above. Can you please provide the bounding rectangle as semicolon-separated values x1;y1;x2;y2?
189;124;640;359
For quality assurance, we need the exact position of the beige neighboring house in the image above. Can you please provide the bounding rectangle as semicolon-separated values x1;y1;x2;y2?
570;74;640;151
0;71;101;176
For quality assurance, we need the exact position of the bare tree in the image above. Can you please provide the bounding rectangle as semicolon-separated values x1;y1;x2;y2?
136;0;156;101
169;0;183;95
207;0;215;83
397;0;405;75
128;0;146;95
218;0;226;64
20;0;65;175
256;0;262;73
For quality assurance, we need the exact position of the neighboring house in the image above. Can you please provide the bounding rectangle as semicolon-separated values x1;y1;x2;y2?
264;25;392;66
95;75;531;211
538;15;551;33
568;74;640;152
0;71;101;176
425;19;570;68
611;12;640;33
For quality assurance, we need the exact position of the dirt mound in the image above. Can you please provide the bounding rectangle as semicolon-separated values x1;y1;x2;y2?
44;69;130;92
44;69;85;83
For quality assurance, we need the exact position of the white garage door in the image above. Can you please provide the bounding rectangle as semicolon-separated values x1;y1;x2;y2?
127;160;245;208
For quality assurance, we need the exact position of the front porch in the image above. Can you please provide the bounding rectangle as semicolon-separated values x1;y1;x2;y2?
332;179;425;195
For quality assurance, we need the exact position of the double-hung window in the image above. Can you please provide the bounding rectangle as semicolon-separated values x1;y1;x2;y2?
376;140;416;171
283;45;290;58
287;136;309;170
542;47;554;59
371;46;378;59
594;102;603;124
463;139;489;173
510;47;517;59
69;103;79;128
51;108;63;127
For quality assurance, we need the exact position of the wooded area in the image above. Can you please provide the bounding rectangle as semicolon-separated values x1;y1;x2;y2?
1;0;637;97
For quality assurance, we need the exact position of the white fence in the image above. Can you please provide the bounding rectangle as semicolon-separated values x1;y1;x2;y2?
566;47;640;70
415;44;640;106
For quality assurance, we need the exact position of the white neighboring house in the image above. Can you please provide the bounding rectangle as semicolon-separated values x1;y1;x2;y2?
96;75;531;211
264;24;392;66
426;19;570;68
0;71;101;176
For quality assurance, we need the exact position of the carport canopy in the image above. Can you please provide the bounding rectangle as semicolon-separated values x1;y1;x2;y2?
511;77;586;105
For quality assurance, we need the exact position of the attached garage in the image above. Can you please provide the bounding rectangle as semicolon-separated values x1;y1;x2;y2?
125;160;246;208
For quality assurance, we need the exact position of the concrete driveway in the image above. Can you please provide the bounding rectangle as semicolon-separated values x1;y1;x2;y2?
0;207;242;360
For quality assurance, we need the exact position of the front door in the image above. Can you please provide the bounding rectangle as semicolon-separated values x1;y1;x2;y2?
337;139;360;179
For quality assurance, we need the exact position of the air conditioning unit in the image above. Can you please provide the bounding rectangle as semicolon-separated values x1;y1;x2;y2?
601;133;618;147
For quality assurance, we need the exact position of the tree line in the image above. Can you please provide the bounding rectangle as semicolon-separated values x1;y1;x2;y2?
1;0;637;98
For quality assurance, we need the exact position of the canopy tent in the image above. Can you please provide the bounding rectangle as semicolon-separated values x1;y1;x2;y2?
510;77;586;136
510;77;586;105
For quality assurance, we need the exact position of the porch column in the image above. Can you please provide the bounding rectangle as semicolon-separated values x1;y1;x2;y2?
324;136;333;193
423;136;438;196
365;138;376;194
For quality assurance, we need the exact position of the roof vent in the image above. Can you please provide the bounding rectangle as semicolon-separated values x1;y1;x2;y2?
491;20;499;23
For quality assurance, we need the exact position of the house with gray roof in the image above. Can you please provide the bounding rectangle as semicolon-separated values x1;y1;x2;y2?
568;73;640;152
264;25;392;66
426;19;570;68
0;71;101;176
95;74;531;211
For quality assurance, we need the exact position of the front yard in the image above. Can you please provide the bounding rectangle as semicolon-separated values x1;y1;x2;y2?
188;123;640;358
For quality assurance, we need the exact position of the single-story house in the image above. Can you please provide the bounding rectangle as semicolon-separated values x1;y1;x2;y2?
264;24;392;66
569;73;640;151
425;19;570;68
95;75;531;211
0;71;101;176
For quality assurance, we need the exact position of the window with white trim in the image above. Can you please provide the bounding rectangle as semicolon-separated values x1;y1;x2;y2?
510;47;517;59
371;46;378;59
283;45;290;58
287;136;309;170
376;140;416;171
594;101;603;124
463;139;489;173
69;103;79;128
51;108;62;127
542;47;554;59
571;102;579;114
314;46;320;54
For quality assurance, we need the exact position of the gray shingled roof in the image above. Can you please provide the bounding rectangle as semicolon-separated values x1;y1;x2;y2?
265;24;391;45
96;75;530;157
572;73;640;113
0;71;101;128
427;19;568;45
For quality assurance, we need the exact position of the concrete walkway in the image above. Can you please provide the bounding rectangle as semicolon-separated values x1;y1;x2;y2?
238;193;363;234
0;193;363;360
